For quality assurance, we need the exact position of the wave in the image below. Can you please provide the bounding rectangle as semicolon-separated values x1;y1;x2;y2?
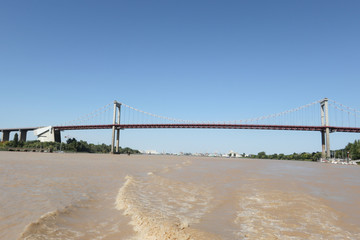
234;190;360;239
18;204;84;240
17;192;135;240
115;174;221;240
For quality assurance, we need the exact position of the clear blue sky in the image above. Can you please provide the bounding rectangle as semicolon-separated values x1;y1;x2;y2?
1;0;359;154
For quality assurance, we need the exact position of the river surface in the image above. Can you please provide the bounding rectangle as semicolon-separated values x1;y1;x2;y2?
0;152;359;239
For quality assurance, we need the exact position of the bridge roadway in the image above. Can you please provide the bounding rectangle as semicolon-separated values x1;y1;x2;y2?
0;127;38;131
2;124;359;142
0;127;38;142
52;124;360;133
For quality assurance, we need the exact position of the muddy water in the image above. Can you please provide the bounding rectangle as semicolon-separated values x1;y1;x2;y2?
0;152;359;239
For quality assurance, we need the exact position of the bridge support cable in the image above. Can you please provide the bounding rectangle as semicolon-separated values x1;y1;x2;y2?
231;100;321;127
117;100;324;128
44;98;360;157
58;103;112;127
328;99;360;128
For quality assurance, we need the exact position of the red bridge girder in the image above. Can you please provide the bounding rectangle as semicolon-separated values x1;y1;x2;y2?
52;124;360;133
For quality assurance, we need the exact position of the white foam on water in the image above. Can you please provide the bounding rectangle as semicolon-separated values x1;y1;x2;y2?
19;203;86;240
18;194;135;240
234;190;360;240
115;174;221;239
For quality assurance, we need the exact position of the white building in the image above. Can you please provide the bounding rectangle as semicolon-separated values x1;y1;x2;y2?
143;150;160;155
228;150;242;158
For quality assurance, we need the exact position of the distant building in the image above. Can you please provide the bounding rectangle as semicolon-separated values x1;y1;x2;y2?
143;150;160;155
228;150;241;158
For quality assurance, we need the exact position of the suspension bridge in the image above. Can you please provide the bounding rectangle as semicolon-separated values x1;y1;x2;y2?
1;98;360;159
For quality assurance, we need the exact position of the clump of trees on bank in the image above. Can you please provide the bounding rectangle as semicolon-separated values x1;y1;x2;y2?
0;134;140;154
334;140;360;160
250;151;322;161
250;139;360;161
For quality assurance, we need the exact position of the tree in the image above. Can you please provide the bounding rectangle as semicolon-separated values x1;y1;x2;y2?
65;138;78;152
13;133;19;147
66;138;77;144
1;136;138;154
257;151;267;159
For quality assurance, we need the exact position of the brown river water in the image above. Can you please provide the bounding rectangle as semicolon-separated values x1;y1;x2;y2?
0;152;359;240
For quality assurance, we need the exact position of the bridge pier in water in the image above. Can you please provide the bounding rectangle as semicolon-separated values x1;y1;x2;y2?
320;98;331;159
111;101;122;154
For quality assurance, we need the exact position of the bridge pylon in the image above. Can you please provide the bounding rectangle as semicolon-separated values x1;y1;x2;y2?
320;98;330;159
111;101;122;154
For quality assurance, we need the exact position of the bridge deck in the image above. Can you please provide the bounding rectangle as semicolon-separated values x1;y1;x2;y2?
2;124;360;133
51;124;360;133
0;127;37;131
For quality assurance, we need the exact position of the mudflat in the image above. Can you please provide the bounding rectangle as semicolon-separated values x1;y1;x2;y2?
1;151;359;239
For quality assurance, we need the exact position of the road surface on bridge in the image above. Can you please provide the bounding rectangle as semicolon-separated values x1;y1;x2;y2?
52;124;360;133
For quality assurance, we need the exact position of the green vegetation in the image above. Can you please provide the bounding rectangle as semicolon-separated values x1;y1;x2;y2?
250;139;360;161
250;151;321;161
0;137;140;154
13;133;19;147
334;139;360;160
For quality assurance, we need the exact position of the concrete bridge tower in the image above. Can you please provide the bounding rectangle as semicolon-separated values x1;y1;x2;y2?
111;101;121;154
320;98;330;159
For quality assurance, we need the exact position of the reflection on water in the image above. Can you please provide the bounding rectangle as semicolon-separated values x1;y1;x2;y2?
0;152;359;239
